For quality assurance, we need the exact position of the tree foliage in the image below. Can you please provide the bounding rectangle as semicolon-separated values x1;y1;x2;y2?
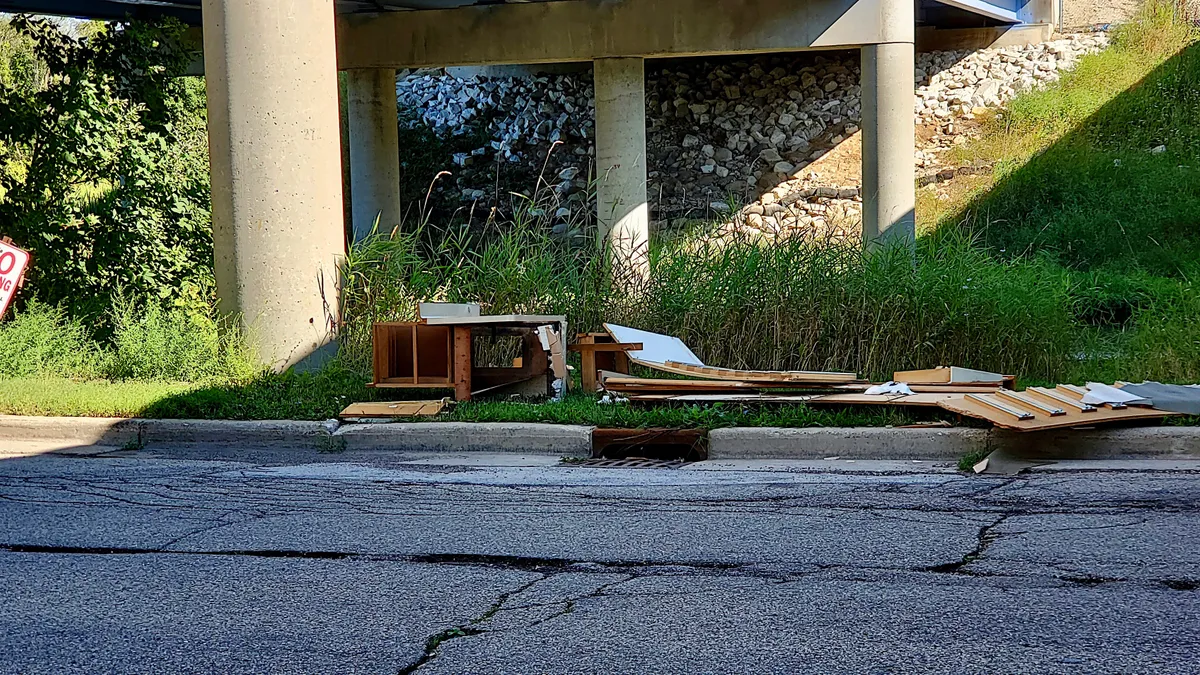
0;16;211;324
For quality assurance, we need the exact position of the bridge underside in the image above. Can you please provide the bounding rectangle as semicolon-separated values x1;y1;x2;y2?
0;0;1060;370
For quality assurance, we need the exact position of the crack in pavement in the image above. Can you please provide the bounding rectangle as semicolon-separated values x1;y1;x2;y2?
397;576;546;675
922;511;1014;575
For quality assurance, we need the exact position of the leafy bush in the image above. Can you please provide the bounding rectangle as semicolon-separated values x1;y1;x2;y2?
0;300;254;383
0;16;212;324
0;301;101;378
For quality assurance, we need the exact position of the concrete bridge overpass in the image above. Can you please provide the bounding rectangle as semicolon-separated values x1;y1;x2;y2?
1;0;1061;369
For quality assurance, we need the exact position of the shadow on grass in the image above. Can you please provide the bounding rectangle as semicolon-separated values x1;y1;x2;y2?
137;368;390;421
933;42;1200;279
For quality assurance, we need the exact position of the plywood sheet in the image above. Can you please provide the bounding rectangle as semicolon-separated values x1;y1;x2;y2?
937;392;1176;431
894;366;1006;385
340;400;447;419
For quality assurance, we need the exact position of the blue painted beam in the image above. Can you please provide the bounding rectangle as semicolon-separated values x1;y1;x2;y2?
934;0;1020;23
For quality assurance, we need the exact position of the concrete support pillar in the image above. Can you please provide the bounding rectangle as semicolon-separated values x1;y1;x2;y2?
202;0;346;370
346;68;402;242
593;57;649;270
860;41;916;248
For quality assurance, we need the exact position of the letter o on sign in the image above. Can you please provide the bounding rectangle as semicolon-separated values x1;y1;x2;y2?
0;251;14;276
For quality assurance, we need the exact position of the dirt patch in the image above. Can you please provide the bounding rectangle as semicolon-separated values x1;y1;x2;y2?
803;131;863;187
1063;0;1140;28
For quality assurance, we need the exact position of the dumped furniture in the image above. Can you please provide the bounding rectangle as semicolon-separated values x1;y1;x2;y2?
371;303;567;401
569;332;639;392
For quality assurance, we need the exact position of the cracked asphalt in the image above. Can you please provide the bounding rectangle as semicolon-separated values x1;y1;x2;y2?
0;447;1197;674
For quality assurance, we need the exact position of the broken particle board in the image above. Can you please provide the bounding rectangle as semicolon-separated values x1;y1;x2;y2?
340;399;448;419
601;323;859;384
936;386;1178;431
894;366;1012;386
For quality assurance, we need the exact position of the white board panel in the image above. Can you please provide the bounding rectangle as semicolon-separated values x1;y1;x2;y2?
603;324;705;367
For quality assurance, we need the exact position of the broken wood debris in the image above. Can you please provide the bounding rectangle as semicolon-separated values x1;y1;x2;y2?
340;399;448;419
936;385;1178;431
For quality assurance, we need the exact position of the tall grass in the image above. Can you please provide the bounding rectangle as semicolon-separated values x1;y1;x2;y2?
342;204;1077;381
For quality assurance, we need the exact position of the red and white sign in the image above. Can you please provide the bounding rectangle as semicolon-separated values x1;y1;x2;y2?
0;239;30;320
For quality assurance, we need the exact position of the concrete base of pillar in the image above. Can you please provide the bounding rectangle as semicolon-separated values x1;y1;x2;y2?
860;42;916;247
593;57;649;270
203;0;346;370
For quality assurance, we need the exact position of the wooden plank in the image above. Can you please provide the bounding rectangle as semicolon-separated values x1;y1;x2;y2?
424;314;567;326
630;357;860;384
410;324;419;385
809;393;965;407
567;342;643;352
340;400;447;418
453;325;472;401
621;392;962;407
995;389;1065;416
1027;386;1097;413
937;395;1178;431
370;382;456;389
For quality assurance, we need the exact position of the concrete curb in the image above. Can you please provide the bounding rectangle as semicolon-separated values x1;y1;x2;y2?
709;426;1200;461
0;415;142;448
2;415;1198;460
708;427;990;460
334;422;593;455
989;427;1200;459
139;419;335;450
0;415;335;451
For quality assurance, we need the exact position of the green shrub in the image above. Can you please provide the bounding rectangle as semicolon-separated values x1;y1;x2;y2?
105;299;255;382
0;301;102;378
0;16;213;324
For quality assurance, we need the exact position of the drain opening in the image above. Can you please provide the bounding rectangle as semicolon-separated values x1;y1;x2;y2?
576;457;691;469
590;428;707;464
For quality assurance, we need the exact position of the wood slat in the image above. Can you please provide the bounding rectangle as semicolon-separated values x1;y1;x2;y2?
630;358;860;383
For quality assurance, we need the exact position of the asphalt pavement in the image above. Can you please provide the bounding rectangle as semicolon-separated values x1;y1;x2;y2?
0;445;1197;674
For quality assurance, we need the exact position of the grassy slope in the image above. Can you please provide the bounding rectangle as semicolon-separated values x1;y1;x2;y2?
925;5;1200;383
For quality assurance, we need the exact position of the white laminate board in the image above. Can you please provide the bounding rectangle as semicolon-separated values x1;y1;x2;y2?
603;323;704;367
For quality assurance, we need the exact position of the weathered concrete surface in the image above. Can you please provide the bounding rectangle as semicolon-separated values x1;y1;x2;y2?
861;39;916;245
337;0;906;69
335;422;593;454
0;448;1197;673
594;57;649;267
709;426;989;459
203;0;345;370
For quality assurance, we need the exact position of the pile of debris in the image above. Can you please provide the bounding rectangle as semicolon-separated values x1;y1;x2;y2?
582;324;1190;434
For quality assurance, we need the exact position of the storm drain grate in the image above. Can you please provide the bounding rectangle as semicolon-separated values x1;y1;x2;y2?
576;457;691;470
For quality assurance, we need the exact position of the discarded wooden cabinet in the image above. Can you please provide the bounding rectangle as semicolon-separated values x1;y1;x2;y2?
371;313;568;402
